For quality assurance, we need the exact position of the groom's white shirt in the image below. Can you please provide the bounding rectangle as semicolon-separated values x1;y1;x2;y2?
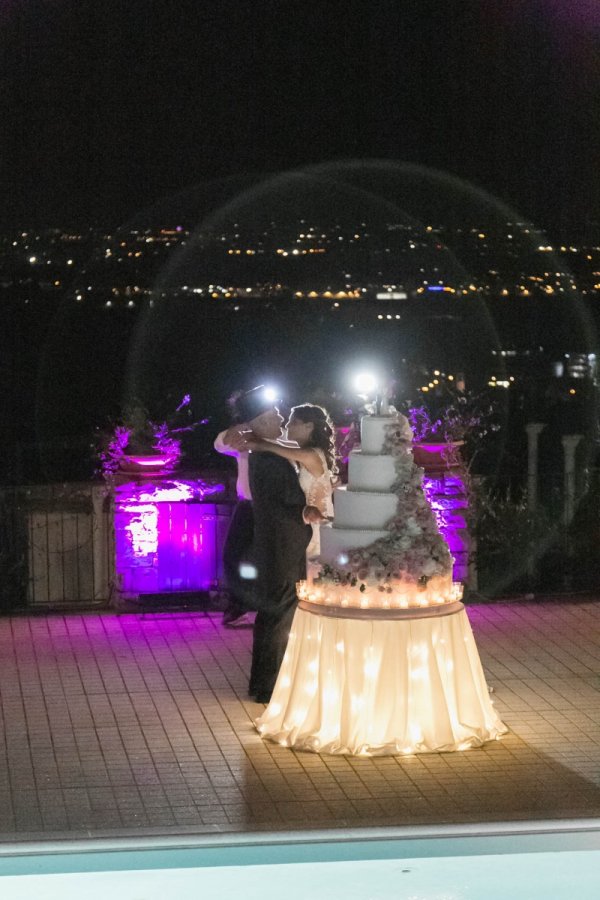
214;430;252;501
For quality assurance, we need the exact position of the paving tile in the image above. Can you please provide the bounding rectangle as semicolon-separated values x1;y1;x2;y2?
2;602;600;838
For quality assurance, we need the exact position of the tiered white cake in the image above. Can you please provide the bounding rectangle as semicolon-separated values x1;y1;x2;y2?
299;412;461;612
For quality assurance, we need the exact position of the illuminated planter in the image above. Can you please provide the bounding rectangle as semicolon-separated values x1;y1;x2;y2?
413;441;464;472
113;477;226;597
118;454;177;475
415;442;469;583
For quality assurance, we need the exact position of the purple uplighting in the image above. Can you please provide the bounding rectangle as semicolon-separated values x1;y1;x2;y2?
413;441;469;581
114;478;225;596
423;473;469;582
120;454;175;470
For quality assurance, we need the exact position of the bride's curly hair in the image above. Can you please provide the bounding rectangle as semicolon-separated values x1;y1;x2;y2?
290;404;338;478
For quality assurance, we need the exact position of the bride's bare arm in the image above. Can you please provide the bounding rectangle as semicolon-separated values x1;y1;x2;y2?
303;505;330;523
245;438;324;477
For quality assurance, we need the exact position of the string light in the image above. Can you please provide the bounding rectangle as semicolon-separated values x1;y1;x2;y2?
297;579;463;611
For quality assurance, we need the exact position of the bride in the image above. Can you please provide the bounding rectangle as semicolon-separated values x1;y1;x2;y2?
242;404;337;557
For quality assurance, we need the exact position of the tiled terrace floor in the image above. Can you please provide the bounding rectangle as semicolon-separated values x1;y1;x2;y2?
1;600;600;841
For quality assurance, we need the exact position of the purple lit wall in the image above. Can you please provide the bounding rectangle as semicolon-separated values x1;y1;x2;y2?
412;441;470;583
114;479;225;596
422;474;469;583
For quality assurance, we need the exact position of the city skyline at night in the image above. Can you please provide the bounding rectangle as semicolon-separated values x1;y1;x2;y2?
2;0;599;487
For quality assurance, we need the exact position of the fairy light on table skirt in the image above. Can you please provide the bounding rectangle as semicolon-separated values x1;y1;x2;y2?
296;586;465;622
296;578;463;613
256;587;507;756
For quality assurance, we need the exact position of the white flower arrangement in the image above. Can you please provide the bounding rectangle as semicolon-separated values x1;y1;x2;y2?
315;418;452;591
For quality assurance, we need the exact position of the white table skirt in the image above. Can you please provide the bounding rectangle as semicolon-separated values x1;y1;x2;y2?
256;604;507;756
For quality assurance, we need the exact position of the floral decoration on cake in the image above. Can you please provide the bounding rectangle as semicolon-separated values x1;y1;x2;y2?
315;417;452;592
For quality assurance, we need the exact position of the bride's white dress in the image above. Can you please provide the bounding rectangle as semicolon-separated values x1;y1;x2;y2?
297;448;334;558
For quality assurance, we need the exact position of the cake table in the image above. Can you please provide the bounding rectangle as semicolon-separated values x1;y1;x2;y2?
256;597;506;755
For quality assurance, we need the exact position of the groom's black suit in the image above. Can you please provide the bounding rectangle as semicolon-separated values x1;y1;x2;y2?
248;451;311;701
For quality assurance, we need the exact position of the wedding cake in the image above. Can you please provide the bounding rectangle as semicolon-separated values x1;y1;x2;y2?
298;411;462;612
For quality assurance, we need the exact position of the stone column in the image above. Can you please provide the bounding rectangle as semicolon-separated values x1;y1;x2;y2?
525;422;545;515
561;434;584;527
525;423;545;583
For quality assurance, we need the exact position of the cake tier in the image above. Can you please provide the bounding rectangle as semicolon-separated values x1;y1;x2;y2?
333;485;398;530
360;414;399;454
347;449;397;492
319;523;389;567
298;572;462;611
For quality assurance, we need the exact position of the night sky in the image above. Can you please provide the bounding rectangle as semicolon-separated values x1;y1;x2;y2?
3;0;599;229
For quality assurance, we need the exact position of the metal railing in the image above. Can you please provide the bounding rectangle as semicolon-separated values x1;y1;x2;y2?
0;483;113;608
0;481;234;609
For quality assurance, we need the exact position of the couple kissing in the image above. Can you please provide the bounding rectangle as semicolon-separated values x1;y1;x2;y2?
214;386;337;703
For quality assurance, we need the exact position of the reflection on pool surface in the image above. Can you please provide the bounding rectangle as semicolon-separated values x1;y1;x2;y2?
1;820;599;900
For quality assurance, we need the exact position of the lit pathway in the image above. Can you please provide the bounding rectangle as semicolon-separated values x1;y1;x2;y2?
0;601;599;840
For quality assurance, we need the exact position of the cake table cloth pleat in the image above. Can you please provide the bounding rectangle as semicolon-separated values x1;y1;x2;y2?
256;605;507;755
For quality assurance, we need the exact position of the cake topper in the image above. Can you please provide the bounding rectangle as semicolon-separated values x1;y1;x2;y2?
354;371;394;416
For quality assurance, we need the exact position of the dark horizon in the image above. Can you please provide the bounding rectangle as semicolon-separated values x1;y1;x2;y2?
3;0;599;232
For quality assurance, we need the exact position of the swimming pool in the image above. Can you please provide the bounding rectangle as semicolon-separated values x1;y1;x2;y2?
1;819;599;899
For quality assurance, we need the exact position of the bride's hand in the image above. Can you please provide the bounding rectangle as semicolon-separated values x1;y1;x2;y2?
225;427;253;450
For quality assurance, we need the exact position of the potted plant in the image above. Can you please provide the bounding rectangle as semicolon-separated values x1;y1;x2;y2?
409;406;465;471
408;390;500;472
98;395;206;479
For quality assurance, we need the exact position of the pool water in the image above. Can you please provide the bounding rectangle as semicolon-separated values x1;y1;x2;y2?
1;821;599;899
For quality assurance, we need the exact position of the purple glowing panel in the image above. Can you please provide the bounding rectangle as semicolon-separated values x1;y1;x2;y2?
116;479;224;504
114;478;225;595
423;475;468;581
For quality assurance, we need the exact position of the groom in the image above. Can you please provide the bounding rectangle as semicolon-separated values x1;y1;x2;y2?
225;387;311;703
